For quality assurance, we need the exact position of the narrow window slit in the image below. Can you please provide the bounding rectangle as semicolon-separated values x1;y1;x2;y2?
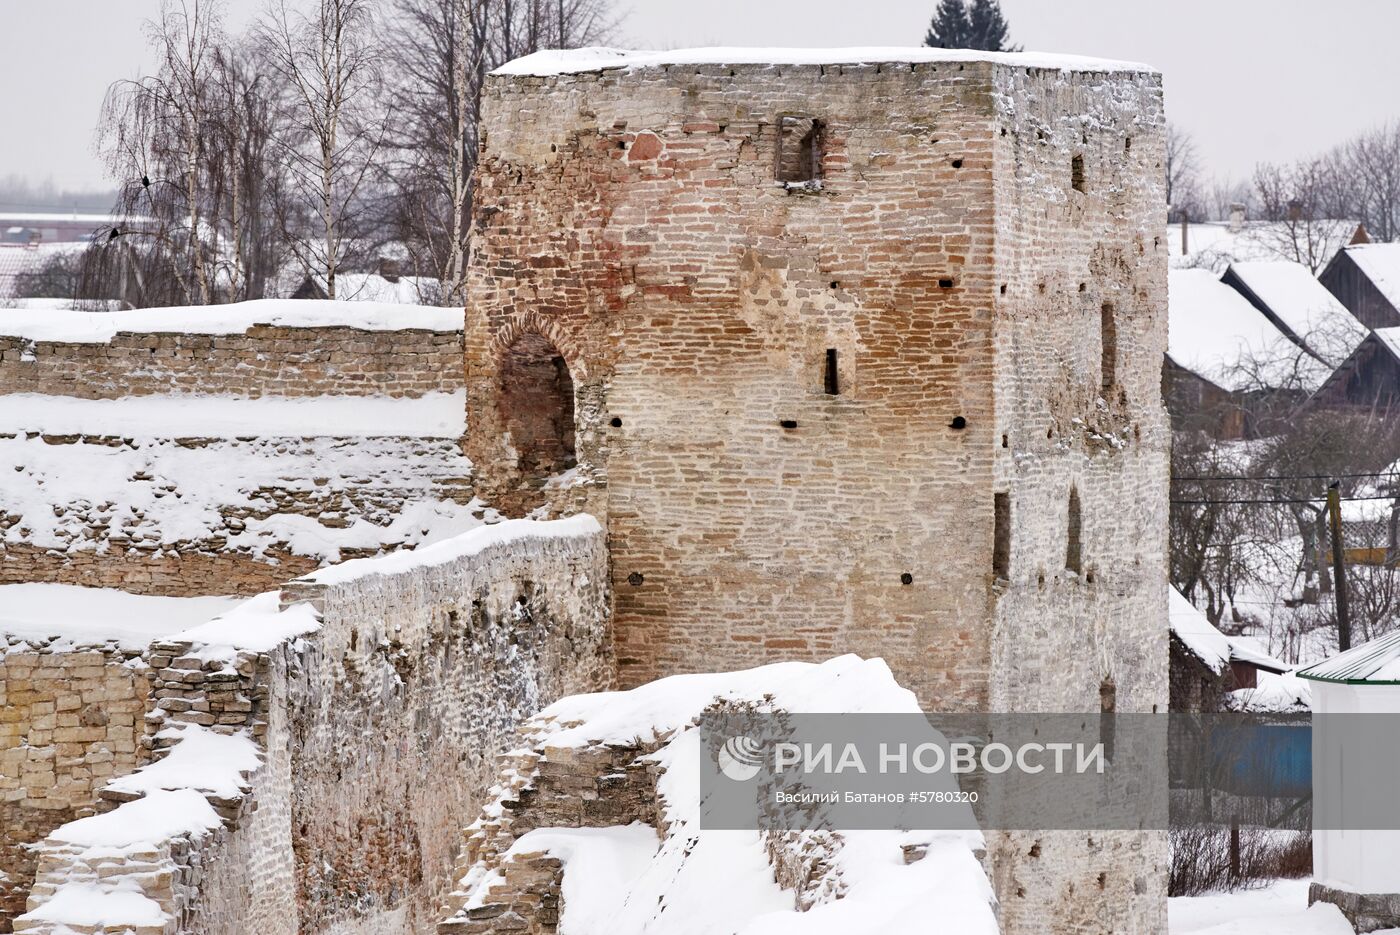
1071;154;1086;192
993;493;1011;580
1099;678;1117;762
1066;486;1083;574
1100;302;1117;391
824;348;840;395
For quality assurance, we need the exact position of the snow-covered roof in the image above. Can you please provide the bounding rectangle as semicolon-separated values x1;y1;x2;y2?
0;212;132;225
0;298;461;342
1168;269;1329;392
1299;629;1400;684
1168;220;1360;274
1226;634;1289;674
1224;261;1366;366
493;46;1156;78
1170;587;1233;674
1338;242;1400;311
1170;588;1289;676
1309;326;1400;408
0;583;242;652
0;242;89;300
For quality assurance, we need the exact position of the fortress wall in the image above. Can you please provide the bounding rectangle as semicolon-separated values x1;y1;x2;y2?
0;541;322;597
0;325;463;400
0;433;478;598
0;640;152;932
10;518;611;935
275;518;612;933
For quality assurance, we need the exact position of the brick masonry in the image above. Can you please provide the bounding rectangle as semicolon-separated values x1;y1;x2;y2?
467;57;1170;933
0;640;152;930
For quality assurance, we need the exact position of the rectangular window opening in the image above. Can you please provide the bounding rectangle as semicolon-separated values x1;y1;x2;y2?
1066;486;1083;574
1099;679;1117;762
824;348;840;395
777;116;823;184
993;492;1011;580
1071;154;1086;193
1100;303;1117;392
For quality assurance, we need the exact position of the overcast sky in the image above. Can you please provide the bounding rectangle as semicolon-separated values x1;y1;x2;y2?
4;0;1399;196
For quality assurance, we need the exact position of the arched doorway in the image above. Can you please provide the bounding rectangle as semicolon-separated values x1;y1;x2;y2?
498;332;576;482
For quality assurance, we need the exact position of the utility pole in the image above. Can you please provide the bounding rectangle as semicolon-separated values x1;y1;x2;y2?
1327;481;1352;651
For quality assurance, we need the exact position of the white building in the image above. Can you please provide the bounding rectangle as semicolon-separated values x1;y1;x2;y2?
1298;629;1400;931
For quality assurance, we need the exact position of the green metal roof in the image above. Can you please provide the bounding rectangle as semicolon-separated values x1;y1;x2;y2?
1297;629;1400;684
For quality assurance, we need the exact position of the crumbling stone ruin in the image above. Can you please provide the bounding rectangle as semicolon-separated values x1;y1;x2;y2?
0;47;1171;935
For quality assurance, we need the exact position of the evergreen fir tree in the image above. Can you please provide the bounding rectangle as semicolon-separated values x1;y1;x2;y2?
923;0;971;49
967;0;1021;52
924;0;1020;52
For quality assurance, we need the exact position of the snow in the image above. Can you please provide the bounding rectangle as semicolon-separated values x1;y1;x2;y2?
1169;221;1359;274
0;391;466;439
298;514;601;585
504;824;793;935
16;789;226;931
1169;879;1353;934
0;212;131;225
1168;269;1329;392
0;432;483;562
1227;634;1288;673
1171;587;1233;675
172;590;320;654
309;272;440;304
0;583;240;651
0;297;121;311
107;725;260;800
1373;326;1400;361
49;788;222;848
18;884;167;929
488;656;997;935
1341;242;1400;311
0;297;461;342
1225;261;1366;365
494;46;1156;77
1228;670;1313;713
537;655;922;749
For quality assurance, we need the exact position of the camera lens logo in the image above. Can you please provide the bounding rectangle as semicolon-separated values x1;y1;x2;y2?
717;735;765;782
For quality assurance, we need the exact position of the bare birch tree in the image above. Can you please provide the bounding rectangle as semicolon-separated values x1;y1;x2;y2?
384;0;613;302
259;0;389;299
1251;159;1352;274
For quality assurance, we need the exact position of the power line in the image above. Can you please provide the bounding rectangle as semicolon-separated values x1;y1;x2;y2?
1173;471;1400;483
1171;494;1399;506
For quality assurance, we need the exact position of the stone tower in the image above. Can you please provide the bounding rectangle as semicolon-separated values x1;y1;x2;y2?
467;49;1169;932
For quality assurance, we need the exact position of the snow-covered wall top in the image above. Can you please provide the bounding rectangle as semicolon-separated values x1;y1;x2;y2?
296;514;601;585
0;391;466;438
0;299;461;343
493;45;1158;77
